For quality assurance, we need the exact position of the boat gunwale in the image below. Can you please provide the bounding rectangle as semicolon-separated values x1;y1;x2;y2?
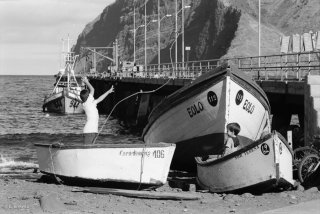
195;131;293;166
44;91;63;101
34;142;176;150
44;89;82;103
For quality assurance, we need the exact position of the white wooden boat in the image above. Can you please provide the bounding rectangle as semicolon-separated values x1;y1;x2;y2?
195;132;294;193
34;143;175;186
42;37;84;114
143;64;271;170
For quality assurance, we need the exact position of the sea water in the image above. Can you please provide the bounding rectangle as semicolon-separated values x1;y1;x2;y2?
0;75;139;178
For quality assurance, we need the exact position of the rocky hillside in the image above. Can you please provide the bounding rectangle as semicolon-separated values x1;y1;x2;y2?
73;0;320;73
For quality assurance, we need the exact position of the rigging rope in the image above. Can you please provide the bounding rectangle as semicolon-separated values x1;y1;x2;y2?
92;77;173;144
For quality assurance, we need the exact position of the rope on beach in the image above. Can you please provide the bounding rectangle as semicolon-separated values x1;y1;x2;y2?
137;145;147;190
92;77;173;144
48;143;64;185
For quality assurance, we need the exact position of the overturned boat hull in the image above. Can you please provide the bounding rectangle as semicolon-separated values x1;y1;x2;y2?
143;64;271;170
34;142;175;186
195;132;294;193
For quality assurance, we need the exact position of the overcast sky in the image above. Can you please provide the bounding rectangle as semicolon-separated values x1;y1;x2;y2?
0;0;115;75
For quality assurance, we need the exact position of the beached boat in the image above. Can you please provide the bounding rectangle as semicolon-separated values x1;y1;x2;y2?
195;132;294;193
42;38;83;114
142;64;271;170
34;142;175;186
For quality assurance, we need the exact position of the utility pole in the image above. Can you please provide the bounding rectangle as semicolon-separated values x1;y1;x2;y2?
144;0;147;69
158;0;160;70
258;0;261;79
181;0;184;70
258;0;261;67
115;39;119;71
133;5;136;63
92;48;96;73
175;0;178;70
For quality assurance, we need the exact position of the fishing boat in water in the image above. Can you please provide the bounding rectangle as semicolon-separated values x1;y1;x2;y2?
195;132;294;193
34;142;175;186
142;63;271;170
42;38;83;114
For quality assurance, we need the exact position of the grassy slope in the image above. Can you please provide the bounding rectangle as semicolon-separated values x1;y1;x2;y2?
224;13;283;58
224;0;320;58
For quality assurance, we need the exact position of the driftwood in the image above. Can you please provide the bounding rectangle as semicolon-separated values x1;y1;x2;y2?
73;187;200;200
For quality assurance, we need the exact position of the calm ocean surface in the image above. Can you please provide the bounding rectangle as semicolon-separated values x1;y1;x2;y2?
0;75;139;177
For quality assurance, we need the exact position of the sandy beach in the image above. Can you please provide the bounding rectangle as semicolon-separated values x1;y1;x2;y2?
1;171;320;214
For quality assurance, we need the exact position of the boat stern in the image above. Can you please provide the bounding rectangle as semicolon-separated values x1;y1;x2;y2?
273;133;295;186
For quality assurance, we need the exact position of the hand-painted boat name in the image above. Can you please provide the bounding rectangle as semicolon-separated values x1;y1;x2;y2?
234;145;259;159
119;150;165;158
243;99;255;114
119;150;151;157
187;102;204;118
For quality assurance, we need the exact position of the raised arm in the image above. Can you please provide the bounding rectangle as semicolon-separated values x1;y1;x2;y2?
82;77;94;96
96;85;114;104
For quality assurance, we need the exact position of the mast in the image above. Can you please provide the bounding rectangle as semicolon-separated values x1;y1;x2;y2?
67;36;70;90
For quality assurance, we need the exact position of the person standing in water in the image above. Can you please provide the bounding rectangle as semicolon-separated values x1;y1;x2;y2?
80;77;114;144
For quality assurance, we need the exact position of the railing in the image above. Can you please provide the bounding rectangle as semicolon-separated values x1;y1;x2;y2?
237;52;320;81
87;52;320;82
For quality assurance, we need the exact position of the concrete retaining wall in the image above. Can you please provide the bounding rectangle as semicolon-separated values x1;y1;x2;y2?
304;75;320;145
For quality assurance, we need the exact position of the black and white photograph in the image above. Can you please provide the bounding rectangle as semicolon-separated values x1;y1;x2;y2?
1;0;320;213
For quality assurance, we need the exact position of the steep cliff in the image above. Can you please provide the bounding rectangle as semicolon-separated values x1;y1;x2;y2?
73;0;320;73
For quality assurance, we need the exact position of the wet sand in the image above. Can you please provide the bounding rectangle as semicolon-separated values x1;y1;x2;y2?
1;171;320;214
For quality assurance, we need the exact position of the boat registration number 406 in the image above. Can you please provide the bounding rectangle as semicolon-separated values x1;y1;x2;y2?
153;150;165;158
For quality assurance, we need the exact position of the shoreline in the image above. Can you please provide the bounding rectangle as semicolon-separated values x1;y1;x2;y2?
1;171;320;214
